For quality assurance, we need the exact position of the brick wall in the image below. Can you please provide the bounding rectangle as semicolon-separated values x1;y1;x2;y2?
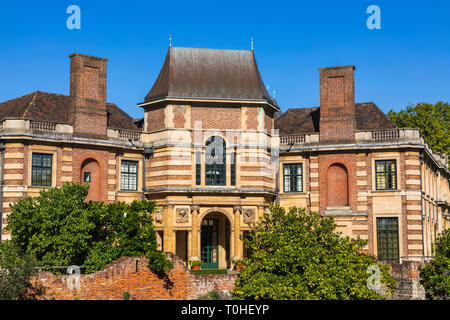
34;254;238;300
389;261;426;300
319;66;356;143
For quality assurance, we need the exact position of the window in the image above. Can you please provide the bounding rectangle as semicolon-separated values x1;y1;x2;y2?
121;160;138;191
205;136;226;186
83;172;91;182
230;151;236;186
283;163;302;192
31;153;52;186
195;152;201;185
375;160;397;190
376;218;399;263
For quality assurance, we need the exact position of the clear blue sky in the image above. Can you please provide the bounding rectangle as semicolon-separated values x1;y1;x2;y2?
0;1;449;119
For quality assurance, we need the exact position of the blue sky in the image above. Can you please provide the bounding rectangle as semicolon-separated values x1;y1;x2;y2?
0;1;449;119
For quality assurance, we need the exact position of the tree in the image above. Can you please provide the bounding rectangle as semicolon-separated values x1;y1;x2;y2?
419;228;450;300
232;204;397;300
0;241;44;300
387;102;449;160
5;182;171;273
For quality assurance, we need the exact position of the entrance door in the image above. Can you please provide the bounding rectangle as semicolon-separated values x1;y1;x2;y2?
201;219;219;269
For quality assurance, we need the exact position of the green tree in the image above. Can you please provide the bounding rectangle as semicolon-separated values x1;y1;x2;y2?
5;182;171;273
0;241;44;300
419;228;450;300
232;204;397;300
387;102;449;160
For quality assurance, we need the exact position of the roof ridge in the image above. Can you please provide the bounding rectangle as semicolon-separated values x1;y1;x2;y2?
22;91;39;118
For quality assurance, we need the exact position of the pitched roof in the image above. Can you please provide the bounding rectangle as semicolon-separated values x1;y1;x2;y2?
274;102;396;135
144;47;279;109
0;91;139;131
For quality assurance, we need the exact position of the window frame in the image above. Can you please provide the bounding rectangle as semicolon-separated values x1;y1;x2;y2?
375;159;397;190
31;153;53;187
205;136;226;186
120;159;138;191
283;163;303;193
376;217;400;263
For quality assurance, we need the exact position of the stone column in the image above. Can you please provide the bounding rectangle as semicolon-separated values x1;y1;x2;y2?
233;206;242;260
163;204;175;253
190;206;200;260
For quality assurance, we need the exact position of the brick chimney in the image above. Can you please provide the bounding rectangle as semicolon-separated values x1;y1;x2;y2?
318;65;356;143
69;53;108;139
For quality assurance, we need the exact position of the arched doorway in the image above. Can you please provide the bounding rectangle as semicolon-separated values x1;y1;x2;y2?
327;163;349;207
80;158;101;201
200;212;231;269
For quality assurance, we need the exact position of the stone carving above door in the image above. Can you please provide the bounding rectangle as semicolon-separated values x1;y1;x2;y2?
243;208;255;223
176;207;190;223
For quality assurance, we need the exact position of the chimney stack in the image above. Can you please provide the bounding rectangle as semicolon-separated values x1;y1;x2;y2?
69;53;108;139
318;65;356;143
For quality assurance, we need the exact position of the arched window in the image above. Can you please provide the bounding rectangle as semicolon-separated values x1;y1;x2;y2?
205;136;226;186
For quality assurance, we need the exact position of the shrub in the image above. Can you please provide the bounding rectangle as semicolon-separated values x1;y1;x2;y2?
0;241;44;300
232;204;397;300
420;228;450;299
6;183;172;274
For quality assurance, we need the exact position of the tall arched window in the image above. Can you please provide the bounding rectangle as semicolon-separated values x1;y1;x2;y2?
205;136;226;186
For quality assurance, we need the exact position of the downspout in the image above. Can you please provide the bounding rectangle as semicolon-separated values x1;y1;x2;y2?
0;142;4;242
419;152;425;262
142;146;153;200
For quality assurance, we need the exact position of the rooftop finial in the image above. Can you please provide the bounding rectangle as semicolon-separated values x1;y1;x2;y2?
273;89;276;99
251;37;254;50
169;34;172;47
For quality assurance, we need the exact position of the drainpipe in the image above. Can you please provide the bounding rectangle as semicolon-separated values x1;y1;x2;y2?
142;146;153;200
419;152;425;262
0;142;4;242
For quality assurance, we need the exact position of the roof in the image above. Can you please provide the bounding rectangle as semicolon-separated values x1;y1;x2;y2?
274;102;397;135
0;91;139;131
144;47;279;109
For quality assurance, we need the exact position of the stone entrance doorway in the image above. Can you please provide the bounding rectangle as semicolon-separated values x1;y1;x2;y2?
200;212;231;269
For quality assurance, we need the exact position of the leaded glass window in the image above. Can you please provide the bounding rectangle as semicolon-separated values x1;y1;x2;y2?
375;160;397;190
31;153;52;186
376;217;399;263
283;163;302;192
230;152;236;186
205;136;226;186
195;152;201;185
121;160;138;191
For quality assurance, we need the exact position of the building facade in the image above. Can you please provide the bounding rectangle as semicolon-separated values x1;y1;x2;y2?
0;48;448;269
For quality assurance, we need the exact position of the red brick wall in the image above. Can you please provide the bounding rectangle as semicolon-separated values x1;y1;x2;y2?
72;148;109;202
191;106;241;130
34;255;237;300
319;66;356;143
70;54;108;139
319;153;357;213
146;106;166;132
326;163;349;206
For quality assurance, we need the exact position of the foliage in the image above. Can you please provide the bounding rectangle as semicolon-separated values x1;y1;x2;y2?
420;228;450;299
191;269;227;275
123;291;131;300
387;102;449;160
6;183;172;274
189;260;203;266
195;290;221;300
0;241;44;300
231;204;397;300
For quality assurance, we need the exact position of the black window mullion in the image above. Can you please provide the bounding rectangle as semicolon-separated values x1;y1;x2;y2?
31;153;52;187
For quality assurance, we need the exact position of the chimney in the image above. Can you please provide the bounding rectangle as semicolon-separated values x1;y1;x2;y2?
69;53;108;139
318;65;356;143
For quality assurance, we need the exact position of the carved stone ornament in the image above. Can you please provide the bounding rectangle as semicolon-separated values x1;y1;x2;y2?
243;208;255;223
176;208;189;223
155;208;163;223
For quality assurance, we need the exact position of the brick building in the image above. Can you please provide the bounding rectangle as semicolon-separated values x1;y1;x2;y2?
0;47;448;269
